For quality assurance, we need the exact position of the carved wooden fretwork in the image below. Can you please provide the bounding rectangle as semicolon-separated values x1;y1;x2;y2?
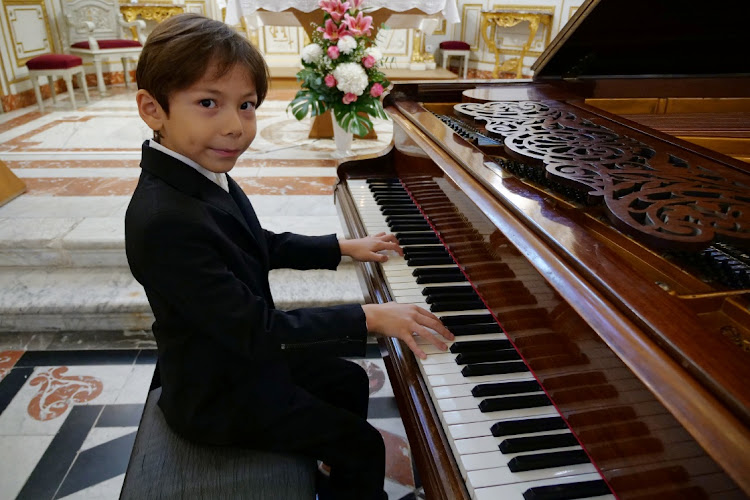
454;101;750;250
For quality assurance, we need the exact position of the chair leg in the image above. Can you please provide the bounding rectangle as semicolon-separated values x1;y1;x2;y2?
48;76;58;104
122;57;130;88
93;58;107;95
63;73;76;110
462;54;469;79
31;75;44;113
78;69;91;103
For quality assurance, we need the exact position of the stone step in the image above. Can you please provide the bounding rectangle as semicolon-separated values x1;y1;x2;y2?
0;265;365;332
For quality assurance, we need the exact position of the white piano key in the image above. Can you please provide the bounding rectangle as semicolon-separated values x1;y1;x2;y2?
454;429;573;455
428;370;533;387
447;414;561;440
438;392;546;412
471;472;614;500
443;405;556;425
463;449;590;478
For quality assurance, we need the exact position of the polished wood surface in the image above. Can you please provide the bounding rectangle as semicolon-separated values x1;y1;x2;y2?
334;76;750;498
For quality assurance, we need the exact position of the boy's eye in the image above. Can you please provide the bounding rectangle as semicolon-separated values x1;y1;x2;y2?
240;101;256;111
199;99;216;108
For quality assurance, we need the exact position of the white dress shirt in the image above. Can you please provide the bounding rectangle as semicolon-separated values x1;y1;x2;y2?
148;139;229;193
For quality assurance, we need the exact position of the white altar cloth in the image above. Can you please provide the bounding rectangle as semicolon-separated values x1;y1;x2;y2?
225;0;460;27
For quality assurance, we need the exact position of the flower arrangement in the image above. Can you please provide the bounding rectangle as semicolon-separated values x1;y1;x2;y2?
288;0;390;137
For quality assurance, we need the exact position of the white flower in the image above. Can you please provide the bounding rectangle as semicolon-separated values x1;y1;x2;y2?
364;46;382;62
333;62;369;95
337;36;357;55
301;43;323;64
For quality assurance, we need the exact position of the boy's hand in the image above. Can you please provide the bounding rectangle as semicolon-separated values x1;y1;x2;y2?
339;233;403;263
361;303;454;360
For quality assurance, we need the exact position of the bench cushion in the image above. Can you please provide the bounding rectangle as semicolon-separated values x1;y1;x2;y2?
26;54;83;70
440;41;470;51
71;39;142;50
121;387;317;500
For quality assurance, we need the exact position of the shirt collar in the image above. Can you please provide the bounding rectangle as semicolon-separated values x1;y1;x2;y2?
147;139;229;193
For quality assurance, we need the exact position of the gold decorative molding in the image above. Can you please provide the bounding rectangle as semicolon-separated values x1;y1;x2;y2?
3;0;55;68
461;3;483;50
119;4;184;23
481;5;554;78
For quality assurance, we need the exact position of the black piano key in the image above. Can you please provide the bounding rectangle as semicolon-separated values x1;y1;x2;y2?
523;479;612;500
407;256;456;267
430;299;485;312
426;291;480;303
439;313;495;326
404;249;447;259
461;361;528;377
389;223;433;232
450;339;512;353
412;267;464;279
492;417;568;437
366;178;400;184
455;349;521;365
369;187;407;194
523;480;611;500
508;449;590;473
421;285;473;295
402;244;444;253
398;235;441;245
382;208;421;216
500;432;579;454
385;215;425;223
375;197;412;203
416;274;468;284
479;394;550;413
448;323;502;336
472;380;541;397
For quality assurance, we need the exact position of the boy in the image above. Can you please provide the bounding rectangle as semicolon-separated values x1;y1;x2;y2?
125;13;453;500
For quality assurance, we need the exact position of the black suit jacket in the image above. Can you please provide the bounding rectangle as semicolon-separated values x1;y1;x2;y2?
125;143;367;444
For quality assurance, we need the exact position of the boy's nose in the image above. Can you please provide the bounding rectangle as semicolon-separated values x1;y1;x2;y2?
222;110;244;136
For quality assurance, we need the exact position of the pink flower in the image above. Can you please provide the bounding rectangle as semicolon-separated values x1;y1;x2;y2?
343;12;373;37
349;0;364;9
369;83;384;97
317;19;351;41
327;45;340;59
361;54;376;69
343;92;358;104
325;74;337;87
319;0;350;22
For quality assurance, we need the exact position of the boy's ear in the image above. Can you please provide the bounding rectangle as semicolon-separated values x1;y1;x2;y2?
136;89;166;134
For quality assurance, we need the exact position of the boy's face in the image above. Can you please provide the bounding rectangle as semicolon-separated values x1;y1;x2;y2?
143;63;258;174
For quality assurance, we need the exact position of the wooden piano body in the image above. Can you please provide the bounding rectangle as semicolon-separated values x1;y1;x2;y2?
334;0;750;498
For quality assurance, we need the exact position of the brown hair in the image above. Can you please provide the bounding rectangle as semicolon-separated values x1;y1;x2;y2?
136;13;268;114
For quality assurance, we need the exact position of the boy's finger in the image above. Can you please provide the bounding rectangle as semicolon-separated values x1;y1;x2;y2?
413;325;448;352
403;335;427;359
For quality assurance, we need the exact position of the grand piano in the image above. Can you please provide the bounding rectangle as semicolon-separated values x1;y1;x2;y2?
334;0;750;498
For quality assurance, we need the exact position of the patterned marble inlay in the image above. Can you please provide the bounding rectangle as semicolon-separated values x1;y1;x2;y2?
0;350;24;382
28;367;103;421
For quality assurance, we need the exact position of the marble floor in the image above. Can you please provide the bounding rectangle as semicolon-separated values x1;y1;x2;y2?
0;82;420;499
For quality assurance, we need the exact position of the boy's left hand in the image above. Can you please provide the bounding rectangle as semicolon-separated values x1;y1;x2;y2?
339;233;403;263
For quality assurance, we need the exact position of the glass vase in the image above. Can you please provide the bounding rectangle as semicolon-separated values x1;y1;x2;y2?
331;118;354;157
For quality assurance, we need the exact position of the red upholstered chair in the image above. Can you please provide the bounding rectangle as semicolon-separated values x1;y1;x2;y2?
60;0;146;95
439;41;471;79
26;54;90;113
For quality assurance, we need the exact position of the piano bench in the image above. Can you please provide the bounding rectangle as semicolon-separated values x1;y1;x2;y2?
120;387;317;500
440;41;471;79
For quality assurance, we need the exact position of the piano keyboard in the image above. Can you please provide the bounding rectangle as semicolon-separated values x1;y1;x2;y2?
349;178;616;500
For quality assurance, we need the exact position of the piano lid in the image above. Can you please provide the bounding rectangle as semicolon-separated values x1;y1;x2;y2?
532;0;750;80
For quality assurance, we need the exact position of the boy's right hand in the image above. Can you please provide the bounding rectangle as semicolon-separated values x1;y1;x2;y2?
361;303;454;360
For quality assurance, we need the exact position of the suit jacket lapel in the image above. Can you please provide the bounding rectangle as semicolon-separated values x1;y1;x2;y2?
139;142;266;261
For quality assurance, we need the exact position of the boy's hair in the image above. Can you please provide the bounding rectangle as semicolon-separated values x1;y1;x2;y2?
136;13;268;114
